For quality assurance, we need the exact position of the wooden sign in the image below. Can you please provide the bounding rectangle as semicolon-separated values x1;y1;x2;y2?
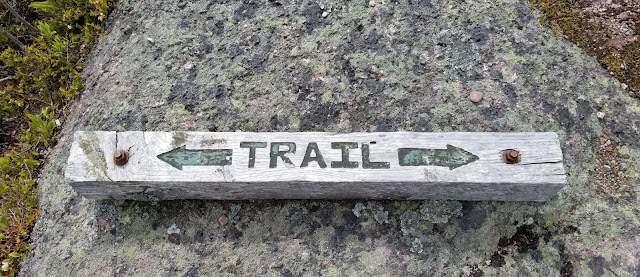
65;131;565;201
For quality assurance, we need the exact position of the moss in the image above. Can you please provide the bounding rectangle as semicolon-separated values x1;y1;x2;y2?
599;41;640;95
528;0;639;95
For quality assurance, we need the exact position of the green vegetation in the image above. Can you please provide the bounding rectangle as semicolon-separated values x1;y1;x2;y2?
529;0;639;96
0;0;114;275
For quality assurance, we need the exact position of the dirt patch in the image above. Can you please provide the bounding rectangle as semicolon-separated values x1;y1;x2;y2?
573;0;638;51
460;264;484;277
530;0;640;95
593;134;627;194
487;224;541;268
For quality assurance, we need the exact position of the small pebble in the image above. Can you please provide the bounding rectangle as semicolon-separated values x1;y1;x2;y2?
322;11;329;18
146;37;154;44
469;91;483;103
369;1;376;7
183;61;193;70
603;165;611;171
630;91;636;98
620;162;628;171
218;215;229;226
597;111;605;119
618;11;629;21
621;83;628;90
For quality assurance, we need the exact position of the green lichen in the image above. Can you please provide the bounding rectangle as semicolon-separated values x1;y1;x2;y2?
420;200;463;224
230;98;243;108
400;210;419;237
172;104;190;116
79;132;108;181
503;51;528;64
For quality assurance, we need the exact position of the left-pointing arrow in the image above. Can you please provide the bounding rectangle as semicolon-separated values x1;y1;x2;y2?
157;146;232;170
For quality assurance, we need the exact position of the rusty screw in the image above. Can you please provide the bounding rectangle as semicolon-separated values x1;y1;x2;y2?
504;149;520;164
113;150;129;166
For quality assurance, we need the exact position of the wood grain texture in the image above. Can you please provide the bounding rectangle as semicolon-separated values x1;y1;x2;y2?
65;131;566;201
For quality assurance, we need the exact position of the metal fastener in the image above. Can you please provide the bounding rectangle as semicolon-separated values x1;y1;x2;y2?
113;150;129;166
504;149;519;164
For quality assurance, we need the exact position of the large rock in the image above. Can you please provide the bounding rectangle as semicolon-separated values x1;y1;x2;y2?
20;0;640;276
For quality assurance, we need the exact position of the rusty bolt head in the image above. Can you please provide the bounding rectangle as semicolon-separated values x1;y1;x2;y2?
113;150;129;166
504;149;520;164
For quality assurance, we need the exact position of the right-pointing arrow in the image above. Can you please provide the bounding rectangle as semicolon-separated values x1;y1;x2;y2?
397;145;479;170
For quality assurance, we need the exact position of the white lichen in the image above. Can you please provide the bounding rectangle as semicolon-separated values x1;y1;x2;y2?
374;207;389;224
419;200;462;224
167;224;180;235
352;202;366;217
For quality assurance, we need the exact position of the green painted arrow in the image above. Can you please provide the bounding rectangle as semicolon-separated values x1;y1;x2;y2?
157;146;232;170
397;145;479;170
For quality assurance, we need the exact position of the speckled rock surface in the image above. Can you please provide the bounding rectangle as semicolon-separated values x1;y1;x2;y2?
19;0;640;276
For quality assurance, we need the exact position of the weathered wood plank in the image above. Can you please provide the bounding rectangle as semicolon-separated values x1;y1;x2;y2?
65;131;566;201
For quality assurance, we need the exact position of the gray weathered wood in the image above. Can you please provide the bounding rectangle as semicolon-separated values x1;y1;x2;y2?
65;131;566;201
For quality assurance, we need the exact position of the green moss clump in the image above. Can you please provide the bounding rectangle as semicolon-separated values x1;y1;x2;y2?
600;42;640;95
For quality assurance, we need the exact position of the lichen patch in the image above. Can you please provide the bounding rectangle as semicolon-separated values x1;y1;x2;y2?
171;131;188;148
79;132;109;181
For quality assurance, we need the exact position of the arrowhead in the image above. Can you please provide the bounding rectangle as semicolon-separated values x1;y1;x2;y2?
445;144;479;170
157;146;185;170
